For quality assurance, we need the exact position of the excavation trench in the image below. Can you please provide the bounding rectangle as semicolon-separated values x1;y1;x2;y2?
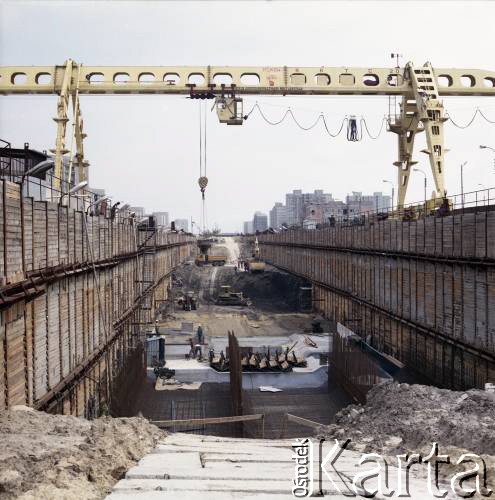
111;238;353;438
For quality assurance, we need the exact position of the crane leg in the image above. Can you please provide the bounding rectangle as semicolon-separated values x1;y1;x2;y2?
50;59;73;194
389;96;422;208
409;62;448;199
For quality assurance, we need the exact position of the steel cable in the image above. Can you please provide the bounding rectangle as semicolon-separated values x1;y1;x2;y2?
245;102;388;140
248;101;345;134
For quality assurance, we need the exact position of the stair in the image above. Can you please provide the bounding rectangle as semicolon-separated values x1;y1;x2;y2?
106;432;449;499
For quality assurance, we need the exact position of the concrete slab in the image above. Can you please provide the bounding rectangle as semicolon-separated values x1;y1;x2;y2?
161;361;328;388
158;433;295;446
107;433;455;500
112;478;349;494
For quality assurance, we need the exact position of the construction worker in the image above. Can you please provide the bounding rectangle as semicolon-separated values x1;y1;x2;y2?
195;343;203;360
188;337;195;359
197;324;203;344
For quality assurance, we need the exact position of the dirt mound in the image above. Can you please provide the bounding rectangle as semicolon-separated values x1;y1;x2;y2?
217;267;309;311
0;406;164;499
322;381;495;457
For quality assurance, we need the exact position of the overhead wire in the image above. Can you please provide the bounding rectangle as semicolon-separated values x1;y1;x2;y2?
445;107;495;128
361;116;388;139
245;102;386;140
244;100;495;139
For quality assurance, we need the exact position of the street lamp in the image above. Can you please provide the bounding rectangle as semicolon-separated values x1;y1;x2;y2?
21;159;55;197
382;179;394;210
58;180;88;206
460;161;468;209
413;168;427;210
21;159;55;184
86;195;110;215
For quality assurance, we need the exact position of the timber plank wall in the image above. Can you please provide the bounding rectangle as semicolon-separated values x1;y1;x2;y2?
0;180;194;415
259;212;495;390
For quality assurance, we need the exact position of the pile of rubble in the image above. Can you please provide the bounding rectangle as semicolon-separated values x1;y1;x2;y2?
324;381;495;456
0;406;164;499
321;380;495;491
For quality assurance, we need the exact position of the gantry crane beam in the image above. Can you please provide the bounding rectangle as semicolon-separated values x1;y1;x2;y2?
1;63;495;95
1;60;495;206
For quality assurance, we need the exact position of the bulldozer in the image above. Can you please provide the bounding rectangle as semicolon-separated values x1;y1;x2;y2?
216;285;250;306
246;237;265;273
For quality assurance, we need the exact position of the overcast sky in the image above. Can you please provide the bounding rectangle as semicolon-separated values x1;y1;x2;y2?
1;0;495;232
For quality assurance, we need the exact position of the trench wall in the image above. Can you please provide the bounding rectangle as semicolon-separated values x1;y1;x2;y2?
259;211;495;389
0;180;194;415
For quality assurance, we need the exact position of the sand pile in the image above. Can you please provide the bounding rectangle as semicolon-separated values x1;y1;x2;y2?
0;406;164;500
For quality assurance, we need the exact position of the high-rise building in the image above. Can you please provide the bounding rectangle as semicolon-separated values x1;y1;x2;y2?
373;192;392;211
345;191;391;215
174;218;189;232
273;189;335;227
285;189;304;226
153;211;169;228
253;211;268;233
243;221;254;234
269;189;391;229
269;202;288;229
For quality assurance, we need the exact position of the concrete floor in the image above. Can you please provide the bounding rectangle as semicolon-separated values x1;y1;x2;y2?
243;384;351;439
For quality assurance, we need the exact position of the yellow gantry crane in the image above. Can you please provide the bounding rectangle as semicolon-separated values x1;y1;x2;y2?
1;60;495;206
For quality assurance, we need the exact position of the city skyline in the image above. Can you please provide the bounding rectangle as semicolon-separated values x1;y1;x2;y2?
244;187;392;232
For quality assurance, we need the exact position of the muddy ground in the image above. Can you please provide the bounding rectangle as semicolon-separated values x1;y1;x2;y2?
175;260;310;312
0;406;164;500
165;252;318;338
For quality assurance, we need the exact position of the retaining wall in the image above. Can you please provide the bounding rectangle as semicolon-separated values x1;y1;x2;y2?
259;212;495;389
0;180;194;415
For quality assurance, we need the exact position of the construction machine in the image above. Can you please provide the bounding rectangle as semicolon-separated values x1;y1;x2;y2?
246;237;266;273
216;285;250;306
6;60;495;209
195;254;227;267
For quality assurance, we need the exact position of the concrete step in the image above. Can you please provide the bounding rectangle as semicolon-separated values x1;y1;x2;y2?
106;432;455;500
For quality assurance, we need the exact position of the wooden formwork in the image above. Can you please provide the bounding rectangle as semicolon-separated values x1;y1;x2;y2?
0;180;195;413
259;213;495;390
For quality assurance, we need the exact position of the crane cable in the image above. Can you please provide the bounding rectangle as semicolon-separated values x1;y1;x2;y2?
244;102;387;140
243;101;495;137
198;101;208;233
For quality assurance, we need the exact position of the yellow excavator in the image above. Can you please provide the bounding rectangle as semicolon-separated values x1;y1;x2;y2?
247;238;265;273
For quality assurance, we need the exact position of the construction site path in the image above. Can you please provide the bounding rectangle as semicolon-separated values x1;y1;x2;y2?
106;432;449;499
